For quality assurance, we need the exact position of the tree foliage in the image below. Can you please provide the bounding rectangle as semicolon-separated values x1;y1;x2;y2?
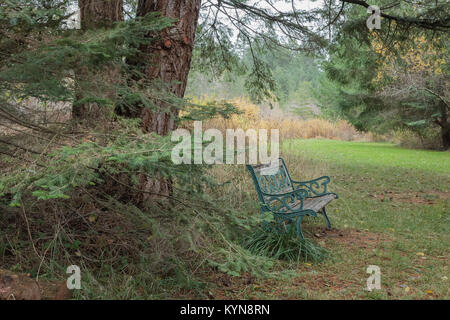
319;1;450;149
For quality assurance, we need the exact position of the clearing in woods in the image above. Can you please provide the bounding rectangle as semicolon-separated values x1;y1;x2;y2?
206;139;449;299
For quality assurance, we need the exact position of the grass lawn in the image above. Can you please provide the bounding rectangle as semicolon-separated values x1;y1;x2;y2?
208;139;450;299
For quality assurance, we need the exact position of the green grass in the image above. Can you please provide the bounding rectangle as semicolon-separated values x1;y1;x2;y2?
284;139;450;174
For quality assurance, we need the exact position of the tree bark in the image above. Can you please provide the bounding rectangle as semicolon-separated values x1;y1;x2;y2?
439;104;449;150
135;0;201;203
442;124;450;150
72;0;124;121
78;0;123;30
136;0;201;134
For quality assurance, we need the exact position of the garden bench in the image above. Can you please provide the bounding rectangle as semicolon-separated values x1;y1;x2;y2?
246;158;338;239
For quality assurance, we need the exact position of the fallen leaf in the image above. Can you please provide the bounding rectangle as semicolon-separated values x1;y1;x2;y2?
416;252;425;256
405;286;410;293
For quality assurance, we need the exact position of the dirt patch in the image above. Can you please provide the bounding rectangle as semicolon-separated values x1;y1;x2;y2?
370;191;450;205
307;227;390;250
290;273;361;296
205;266;364;300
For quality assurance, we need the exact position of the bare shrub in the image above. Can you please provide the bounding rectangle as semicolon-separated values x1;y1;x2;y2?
195;97;366;142
393;128;443;150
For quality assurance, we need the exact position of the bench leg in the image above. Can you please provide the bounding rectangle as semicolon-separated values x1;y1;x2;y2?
320;207;332;229
295;216;305;239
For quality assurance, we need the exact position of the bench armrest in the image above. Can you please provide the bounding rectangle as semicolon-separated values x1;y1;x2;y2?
261;189;310;213
291;176;331;197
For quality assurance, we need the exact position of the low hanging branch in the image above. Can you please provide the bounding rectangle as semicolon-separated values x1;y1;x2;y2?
0;137;47;156
342;0;450;32
421;87;450;110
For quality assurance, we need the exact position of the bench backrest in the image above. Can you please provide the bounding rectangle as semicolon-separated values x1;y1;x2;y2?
246;158;294;204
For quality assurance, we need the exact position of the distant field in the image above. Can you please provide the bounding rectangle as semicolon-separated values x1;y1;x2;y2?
283;139;450;174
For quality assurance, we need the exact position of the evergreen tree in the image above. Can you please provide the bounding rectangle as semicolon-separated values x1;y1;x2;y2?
320;2;449;149
73;0;124;120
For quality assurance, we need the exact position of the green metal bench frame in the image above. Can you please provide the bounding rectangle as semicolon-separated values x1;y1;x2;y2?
246;158;338;239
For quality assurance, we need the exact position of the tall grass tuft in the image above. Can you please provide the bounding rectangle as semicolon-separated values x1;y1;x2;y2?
243;226;329;263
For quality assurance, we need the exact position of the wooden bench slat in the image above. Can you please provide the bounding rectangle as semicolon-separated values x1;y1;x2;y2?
285;193;336;212
302;194;337;212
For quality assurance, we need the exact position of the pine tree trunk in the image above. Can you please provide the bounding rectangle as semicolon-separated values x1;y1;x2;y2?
438;102;449;151
442;125;450;150
78;0;123;30
135;0;201;204
72;0;123;121
440;114;450;151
